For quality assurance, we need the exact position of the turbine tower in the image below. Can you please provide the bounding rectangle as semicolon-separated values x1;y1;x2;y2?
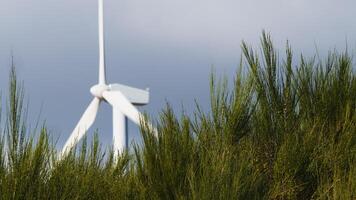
62;0;150;158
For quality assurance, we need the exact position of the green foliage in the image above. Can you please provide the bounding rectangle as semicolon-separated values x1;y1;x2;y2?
0;32;355;199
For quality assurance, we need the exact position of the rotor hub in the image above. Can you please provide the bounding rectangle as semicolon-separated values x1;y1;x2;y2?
90;84;109;98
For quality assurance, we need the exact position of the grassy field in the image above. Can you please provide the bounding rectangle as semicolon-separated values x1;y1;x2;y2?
0;33;355;199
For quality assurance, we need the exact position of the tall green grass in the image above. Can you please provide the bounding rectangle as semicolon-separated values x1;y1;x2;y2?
0;32;355;199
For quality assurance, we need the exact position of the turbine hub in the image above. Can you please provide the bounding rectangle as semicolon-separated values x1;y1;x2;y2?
90;84;109;98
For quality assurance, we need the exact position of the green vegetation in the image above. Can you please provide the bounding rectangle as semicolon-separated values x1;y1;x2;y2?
0;32;355;199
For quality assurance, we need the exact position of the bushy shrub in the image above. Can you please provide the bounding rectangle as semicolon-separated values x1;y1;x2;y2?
0;32;355;199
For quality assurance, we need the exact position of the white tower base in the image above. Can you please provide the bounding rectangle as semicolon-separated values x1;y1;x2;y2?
113;108;127;159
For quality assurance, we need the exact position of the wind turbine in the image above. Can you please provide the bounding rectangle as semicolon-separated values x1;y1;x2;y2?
61;0;151;158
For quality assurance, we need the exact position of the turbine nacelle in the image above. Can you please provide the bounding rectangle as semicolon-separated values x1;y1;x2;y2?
90;83;150;105
90;84;109;99
109;83;149;106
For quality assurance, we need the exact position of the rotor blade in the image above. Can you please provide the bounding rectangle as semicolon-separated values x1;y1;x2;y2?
98;0;106;84
103;91;142;125
103;91;158;137
61;97;101;156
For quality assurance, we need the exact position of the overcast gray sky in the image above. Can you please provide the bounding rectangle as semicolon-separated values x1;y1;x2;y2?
1;0;355;148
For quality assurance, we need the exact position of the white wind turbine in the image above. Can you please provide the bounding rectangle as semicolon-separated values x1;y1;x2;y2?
62;0;151;158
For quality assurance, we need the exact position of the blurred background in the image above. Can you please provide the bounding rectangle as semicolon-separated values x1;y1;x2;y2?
0;0;355;148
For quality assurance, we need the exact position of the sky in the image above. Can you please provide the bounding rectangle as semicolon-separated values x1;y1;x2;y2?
1;0;356;149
